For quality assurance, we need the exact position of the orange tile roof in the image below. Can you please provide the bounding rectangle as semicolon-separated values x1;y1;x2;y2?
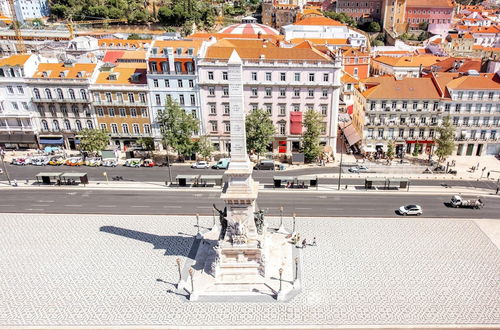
424;57;482;73
469;25;500;33
206;46;331;61
445;73;500;90
189;32;284;42
151;39;204;55
120;50;147;60
407;0;453;8
0;54;31;67
293;16;344;26
361;76;441;100
341;47;369;57
95;65;147;85
341;71;359;83
373;55;447;67
33;63;97;79
98;39;151;48
289;38;349;45
211;38;279;49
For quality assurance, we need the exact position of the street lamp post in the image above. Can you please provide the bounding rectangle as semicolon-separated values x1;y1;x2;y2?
278;268;283;293
0;150;11;185
196;213;200;235
292;213;296;233
188;268;194;295
279;206;283;227
176;258;182;284
337;133;344;191
294;257;299;284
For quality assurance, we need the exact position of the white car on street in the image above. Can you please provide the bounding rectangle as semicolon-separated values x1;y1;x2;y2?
348;165;369;173
398;204;423;216
191;161;209;169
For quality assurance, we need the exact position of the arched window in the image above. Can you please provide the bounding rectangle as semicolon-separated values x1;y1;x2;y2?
49;105;56;116
76;120;82;131
87;120;93;129
57;88;64;99
52;119;60;131
64;119;71;130
80;89;87;100
72;105;79;117
41;119;49;130
45;88;52;99
33;88;40;99
69;89;75;100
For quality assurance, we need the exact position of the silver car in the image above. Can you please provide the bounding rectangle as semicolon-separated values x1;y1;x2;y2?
398;204;423;216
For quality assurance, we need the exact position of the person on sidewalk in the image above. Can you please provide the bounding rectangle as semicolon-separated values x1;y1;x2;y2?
302;239;307;249
312;237;317;246
487;172;491;179
496;187;499;195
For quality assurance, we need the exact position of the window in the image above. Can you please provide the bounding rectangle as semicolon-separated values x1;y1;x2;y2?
266;72;272;81
468;92;474;100
119;108;126;117
279;122;286;135
33;88;40;99
294;89;300;97
87;120;93;129
413;102;418;110
164;79;169;87
445;104;450;111
64;119;72;130
69;89;75;100
370;102;375;110
279;88;286;97
189;80;194;88
14;86;22;94
433;102;438;110
458;92;463;100
409;128;414;137
309;73;315;82
294;73;300;82
208;71;214;80
265;88;272;97
322;89;328;97
150;62;157;72
72;105;79;117
222;72;228;80
190;94;196;105
429;129;434;138
293;104;300;112
144;124;151;134
22;102;28;110
109;108;115;117
128;93;135;103
209;103;216;115
155;94;161;105
97;108;104;117
100;123;107;130
224;122;230;133
153;79;159;87
478;91;484;100
80;89;87;100
208;87;215;96
455;104;462;112
131;109;137;117
111;123;118;133
141;109;148;117
398;128;404;137
133;124;140;134
52;120;60;131
265;104;272;115
367;128;374;138
488;92;494;100
223;103;230;115
139;93;146;103
223;88;229;96
7;86;13;94
251;72;257;81
105;92;112;103
178;80;183;88
308;89;314;97
279;104;286;116
402;101;407;109
378;128;384;137
251;88;258;97
321;104;328;116
353;68;358;77
307;104;314;111
423;102;428;110
122;123;129;134
45;88;52;99
251;103;258;111
280;72;286;81
179;95;185;105
41;120;49;130
323;73;329;82
210;121;218;132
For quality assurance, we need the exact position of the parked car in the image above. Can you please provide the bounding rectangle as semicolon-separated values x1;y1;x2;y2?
142;159;156;167
85;157;102;167
450;195;484;209
212;158;230;169
398;204;423;216
11;157;30;165
254;160;276;170
191;161;209;169
48;156;65;166
66;157;84;166
348;165;369;173
102;158;118;167
31;156;50;166
124;158;142;167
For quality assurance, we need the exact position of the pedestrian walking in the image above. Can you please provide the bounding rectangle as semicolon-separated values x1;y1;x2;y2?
496;187;499;195
487;172;491;179
301;239;307;249
312;237;317;246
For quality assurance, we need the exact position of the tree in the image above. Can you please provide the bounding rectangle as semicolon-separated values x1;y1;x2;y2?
323;11;356;27
386;140;395;160
373;40;384;47
157;96;199;158
245;108;276;158
419;21;429;31
412;143;421;157
196;135;214;160
367;21;381;32
137;137;155;151
79;128;110;156
435;115;456;162
302;109;323;163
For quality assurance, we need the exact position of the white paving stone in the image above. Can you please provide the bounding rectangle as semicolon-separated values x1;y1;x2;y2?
0;214;499;327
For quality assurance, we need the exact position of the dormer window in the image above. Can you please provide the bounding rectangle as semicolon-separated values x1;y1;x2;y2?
163;48;168;54
176;48;182;55
187;48;194;55
76;71;85;78
41;71;48;78
59;71;66;78
109;73;118;81
152;48;158;54
131;73;141;82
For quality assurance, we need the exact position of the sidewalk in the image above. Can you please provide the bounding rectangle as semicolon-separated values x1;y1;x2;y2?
1;180;498;197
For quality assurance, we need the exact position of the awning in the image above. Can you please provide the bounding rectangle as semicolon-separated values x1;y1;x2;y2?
342;125;361;146
61;172;87;178
0;134;37;144
35;172;63;178
40;138;64;145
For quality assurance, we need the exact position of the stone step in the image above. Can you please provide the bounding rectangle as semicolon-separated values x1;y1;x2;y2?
201;283;276;296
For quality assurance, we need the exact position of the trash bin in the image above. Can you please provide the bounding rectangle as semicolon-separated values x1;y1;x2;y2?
274;179;281;188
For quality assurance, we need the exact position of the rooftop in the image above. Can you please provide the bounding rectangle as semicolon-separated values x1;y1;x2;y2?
373;55;447;68
293;16;344;26
95;65;147;85
362;76;441;100
407;0;454;8
0;55;31;67
33;63;97;79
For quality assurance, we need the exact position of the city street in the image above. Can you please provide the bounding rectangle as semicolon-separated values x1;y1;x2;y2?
0;188;498;218
1;162;498;189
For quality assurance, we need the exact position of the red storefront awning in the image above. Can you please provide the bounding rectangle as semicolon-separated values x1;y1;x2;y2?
290;112;302;135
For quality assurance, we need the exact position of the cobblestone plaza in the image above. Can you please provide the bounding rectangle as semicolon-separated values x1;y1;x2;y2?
0;213;499;328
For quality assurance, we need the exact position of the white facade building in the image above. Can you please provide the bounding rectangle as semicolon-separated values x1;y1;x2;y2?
0;0;49;22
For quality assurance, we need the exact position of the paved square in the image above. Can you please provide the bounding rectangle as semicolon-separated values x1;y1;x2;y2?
0;213;499;328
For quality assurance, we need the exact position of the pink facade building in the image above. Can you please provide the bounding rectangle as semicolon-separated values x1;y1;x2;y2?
197;38;342;156
406;0;454;30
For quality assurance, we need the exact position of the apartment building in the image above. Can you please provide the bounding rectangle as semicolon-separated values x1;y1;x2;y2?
0;54;48;149
146;39;206;145
28;61;100;149
406;0;454;30
90;63;151;150
0;0;49;22
197;38;342;156
357;72;500;157
335;0;383;23
371;55;446;78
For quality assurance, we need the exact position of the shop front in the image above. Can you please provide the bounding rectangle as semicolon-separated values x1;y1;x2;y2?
0;133;38;150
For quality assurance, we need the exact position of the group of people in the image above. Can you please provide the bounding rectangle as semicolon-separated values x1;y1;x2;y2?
290;233;317;248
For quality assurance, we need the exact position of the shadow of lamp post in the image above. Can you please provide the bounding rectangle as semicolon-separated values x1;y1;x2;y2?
278;268;283;293
189;268;194;296
292;212;296;233
176;258;181;287
294;257;299;284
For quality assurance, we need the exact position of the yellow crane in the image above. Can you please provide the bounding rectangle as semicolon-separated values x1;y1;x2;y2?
7;0;26;54
67;18;128;39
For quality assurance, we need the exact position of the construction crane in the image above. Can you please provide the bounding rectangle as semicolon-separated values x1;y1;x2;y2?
7;0;26;54
67;18;128;39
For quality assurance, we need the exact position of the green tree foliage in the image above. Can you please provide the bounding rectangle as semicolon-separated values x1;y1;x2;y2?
323;11;356;27
372;40;384;47
359;21;381;33
302;109;323;163
137;137;155;151
245;108;276;158
158;0;215;29
419;21;429;31
412;143;421;157
49;0;148;23
196;135;215;160
386;140;395;160
157;96;199;157
435;115;456;162
79;128;110;156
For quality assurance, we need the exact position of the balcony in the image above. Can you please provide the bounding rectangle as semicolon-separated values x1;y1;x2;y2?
32;97;89;104
0;125;34;132
94;100;148;107
110;132;153;138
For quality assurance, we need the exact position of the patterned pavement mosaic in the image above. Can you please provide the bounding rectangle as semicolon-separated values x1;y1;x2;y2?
0;213;499;328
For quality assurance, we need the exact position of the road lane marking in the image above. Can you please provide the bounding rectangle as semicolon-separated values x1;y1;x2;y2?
327;208;345;211
196;206;212;209
26;208;43;211
295;207;312;210
36;200;54;203
0;204;14;207
131;205;148;208
164;206;181;208
64;204;82;207
98;205;116;208
193;194;204;197
32;204;49;207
